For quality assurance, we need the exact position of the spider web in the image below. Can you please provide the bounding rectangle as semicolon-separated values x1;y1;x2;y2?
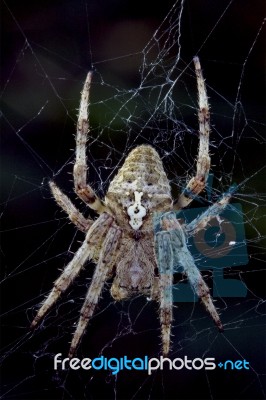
1;0;266;399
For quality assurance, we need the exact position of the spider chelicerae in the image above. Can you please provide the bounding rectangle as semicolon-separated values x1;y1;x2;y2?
31;57;231;357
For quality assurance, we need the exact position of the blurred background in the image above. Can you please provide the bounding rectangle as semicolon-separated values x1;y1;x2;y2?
1;0;265;399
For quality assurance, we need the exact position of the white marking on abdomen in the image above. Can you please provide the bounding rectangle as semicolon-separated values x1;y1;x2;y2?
127;191;146;230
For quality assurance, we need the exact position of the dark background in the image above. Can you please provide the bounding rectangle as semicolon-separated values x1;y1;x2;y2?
1;0;265;399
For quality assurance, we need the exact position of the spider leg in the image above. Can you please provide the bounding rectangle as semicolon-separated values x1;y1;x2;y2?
176;57;211;209
31;213;113;329
68;225;122;358
30;237;92;329
184;190;232;238
159;213;223;334
74;72;106;213
155;230;174;355
49;181;92;232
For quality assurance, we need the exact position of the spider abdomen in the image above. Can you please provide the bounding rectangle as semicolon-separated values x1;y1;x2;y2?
111;239;155;300
106;145;173;230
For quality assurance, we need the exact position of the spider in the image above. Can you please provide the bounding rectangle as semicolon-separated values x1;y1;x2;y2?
31;57;231;358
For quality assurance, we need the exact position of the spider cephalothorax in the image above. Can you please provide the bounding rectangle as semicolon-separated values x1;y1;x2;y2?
31;57;229;358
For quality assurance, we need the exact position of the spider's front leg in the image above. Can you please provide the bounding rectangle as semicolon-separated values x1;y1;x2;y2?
184;190;233;238
74;72;106;214
177;57;211;209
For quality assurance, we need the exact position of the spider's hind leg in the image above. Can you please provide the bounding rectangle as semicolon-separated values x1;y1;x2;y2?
156;213;223;352
68;225;122;358
168;214;223;330
155;229;174;355
30;213;114;331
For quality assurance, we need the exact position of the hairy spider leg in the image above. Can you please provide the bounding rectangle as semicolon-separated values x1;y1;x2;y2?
177;57;211;209
158;213;223;335
31;213;113;330
68;225;122;358
49;181;92;232
184;190;233;238
155;230;174;355
74;72;106;213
